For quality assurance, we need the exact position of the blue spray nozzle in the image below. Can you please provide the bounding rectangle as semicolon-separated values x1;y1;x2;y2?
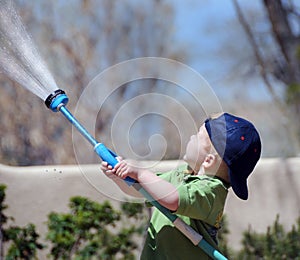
45;89;69;112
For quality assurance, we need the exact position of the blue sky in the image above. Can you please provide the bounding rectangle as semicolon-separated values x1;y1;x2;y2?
171;0;274;102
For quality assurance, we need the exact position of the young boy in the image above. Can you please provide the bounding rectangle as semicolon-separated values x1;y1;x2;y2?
101;113;261;259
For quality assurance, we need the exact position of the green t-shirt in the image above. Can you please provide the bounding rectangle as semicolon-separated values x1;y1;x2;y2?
140;164;229;260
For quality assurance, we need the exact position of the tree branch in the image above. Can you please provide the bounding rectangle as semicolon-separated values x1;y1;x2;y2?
233;0;300;154
232;0;285;111
263;0;294;63
69;234;82;259
263;0;300;84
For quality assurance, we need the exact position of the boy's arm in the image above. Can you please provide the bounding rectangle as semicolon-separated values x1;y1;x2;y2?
113;161;179;211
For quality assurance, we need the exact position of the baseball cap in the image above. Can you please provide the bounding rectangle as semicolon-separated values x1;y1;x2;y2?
204;113;261;200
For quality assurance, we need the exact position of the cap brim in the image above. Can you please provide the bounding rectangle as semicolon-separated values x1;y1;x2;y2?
228;169;249;200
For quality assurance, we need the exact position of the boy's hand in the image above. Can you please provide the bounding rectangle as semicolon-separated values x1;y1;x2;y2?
101;157;123;181
101;157;141;181
113;160;141;180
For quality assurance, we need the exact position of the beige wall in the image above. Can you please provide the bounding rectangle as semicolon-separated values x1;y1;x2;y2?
1;158;299;253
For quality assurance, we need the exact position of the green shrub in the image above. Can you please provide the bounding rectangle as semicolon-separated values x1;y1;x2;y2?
237;215;300;259
46;197;147;259
0;184;44;260
2;183;300;259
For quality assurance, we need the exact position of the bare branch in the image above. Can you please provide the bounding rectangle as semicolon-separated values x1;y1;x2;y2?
263;0;300;84
263;0;294;63
233;0;300;153
232;0;285;111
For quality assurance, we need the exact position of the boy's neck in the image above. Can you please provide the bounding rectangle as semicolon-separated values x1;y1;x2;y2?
214;171;231;186
194;164;231;184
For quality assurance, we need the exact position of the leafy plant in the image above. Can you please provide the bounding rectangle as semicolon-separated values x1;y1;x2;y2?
4;224;44;260
237;215;300;259
0;184;9;259
46;197;147;259
217;215;235;259
3;181;300;259
0;184;44;260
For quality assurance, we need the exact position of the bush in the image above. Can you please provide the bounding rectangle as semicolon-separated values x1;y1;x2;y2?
2;183;300;259
237;215;300;259
0;184;44;260
46;197;147;259
217;215;235;259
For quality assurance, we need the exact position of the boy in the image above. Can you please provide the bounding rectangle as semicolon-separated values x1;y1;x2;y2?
101;113;261;259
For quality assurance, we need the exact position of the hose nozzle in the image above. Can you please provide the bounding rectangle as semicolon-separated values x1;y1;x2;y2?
45;89;69;112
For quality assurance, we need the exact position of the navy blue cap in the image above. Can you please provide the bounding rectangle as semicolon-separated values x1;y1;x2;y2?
204;113;261;200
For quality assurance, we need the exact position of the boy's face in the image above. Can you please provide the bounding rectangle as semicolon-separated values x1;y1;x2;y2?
183;124;212;172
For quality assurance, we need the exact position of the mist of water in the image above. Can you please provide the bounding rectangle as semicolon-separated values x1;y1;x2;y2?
0;0;58;100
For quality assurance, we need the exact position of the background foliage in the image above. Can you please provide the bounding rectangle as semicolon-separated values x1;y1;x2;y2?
1;184;300;259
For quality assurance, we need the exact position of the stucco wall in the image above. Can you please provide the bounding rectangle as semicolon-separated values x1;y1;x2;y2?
1;158;299;254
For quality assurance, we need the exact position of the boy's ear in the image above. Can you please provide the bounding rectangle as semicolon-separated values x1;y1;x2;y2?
202;154;217;169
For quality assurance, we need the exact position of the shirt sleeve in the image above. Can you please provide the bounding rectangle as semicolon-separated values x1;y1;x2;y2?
174;177;215;221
